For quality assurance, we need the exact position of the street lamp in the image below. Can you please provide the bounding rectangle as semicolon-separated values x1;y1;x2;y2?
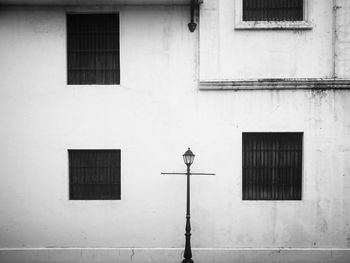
182;147;194;263
182;147;195;263
162;148;214;263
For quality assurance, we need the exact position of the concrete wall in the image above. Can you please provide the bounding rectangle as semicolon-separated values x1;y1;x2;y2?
335;0;350;78
200;0;343;80
0;3;350;262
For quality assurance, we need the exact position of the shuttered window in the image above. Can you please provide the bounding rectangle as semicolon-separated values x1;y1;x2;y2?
242;133;302;200
69;150;121;200
242;0;304;21
67;14;120;85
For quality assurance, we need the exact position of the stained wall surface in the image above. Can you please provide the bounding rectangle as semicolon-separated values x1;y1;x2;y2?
200;0;349;79
0;3;350;262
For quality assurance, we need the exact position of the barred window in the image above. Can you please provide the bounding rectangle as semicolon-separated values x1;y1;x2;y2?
69;150;121;200
242;133;302;200
242;0;304;22
67;14;120;85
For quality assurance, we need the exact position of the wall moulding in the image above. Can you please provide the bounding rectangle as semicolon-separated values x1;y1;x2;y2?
199;79;350;90
0;0;193;5
1;248;350;263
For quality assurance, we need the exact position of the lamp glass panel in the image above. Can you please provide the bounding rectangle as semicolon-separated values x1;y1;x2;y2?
183;154;195;165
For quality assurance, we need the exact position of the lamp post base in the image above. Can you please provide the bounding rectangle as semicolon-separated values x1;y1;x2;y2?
182;259;194;263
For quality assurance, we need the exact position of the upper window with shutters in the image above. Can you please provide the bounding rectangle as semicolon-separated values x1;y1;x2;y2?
234;0;312;30
67;13;120;85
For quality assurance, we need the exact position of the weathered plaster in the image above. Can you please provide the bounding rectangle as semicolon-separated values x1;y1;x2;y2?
0;3;350;263
200;0;334;80
334;0;350;78
1;248;350;263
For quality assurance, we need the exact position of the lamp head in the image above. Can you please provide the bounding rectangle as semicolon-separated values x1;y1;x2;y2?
188;22;197;32
183;147;195;166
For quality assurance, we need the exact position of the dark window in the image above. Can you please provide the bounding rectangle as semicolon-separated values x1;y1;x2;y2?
242;133;302;200
242;0;304;21
67;14;120;85
69;150;121;200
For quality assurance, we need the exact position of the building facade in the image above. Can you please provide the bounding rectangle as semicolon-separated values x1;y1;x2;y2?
0;0;350;262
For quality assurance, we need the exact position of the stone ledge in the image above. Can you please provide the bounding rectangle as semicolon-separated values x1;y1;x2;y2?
1;248;350;263
199;79;350;90
235;21;313;30
0;0;193;5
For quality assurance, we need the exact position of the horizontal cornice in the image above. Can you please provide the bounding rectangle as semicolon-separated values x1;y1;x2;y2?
199;79;350;90
0;0;192;6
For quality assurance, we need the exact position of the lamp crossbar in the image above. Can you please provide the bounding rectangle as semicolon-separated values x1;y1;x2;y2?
161;172;215;176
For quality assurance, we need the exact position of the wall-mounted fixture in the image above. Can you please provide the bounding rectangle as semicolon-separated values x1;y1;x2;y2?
188;0;202;32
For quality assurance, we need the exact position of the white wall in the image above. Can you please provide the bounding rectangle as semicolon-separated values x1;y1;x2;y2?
335;0;350;78
200;0;336;80
0;4;350;262
0;5;199;249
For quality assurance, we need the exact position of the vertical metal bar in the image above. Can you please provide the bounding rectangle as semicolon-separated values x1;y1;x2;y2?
183;164;193;262
253;136;257;200
259;135;263;200
277;135;280;200
293;135;297;200
257;136;260;200
282;135;286;200
290;137;294;199
287;136;291;200
285;136;288;200
298;134;303;199
267;135;271;200
251;137;254;199
250;135;253;200
264;135;268;200
262;135;265;200
242;134;246;200
284;135;288;200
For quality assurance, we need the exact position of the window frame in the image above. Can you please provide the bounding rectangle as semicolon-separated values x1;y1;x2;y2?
234;0;313;30
242;132;303;201
68;149;122;201
65;8;121;86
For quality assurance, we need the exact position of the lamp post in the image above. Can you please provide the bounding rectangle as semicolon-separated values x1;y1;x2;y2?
162;148;214;263
182;148;195;263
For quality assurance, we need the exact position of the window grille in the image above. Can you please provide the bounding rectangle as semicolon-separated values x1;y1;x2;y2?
67;14;120;85
242;133;302;200
69;150;121;200
242;0;304;21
